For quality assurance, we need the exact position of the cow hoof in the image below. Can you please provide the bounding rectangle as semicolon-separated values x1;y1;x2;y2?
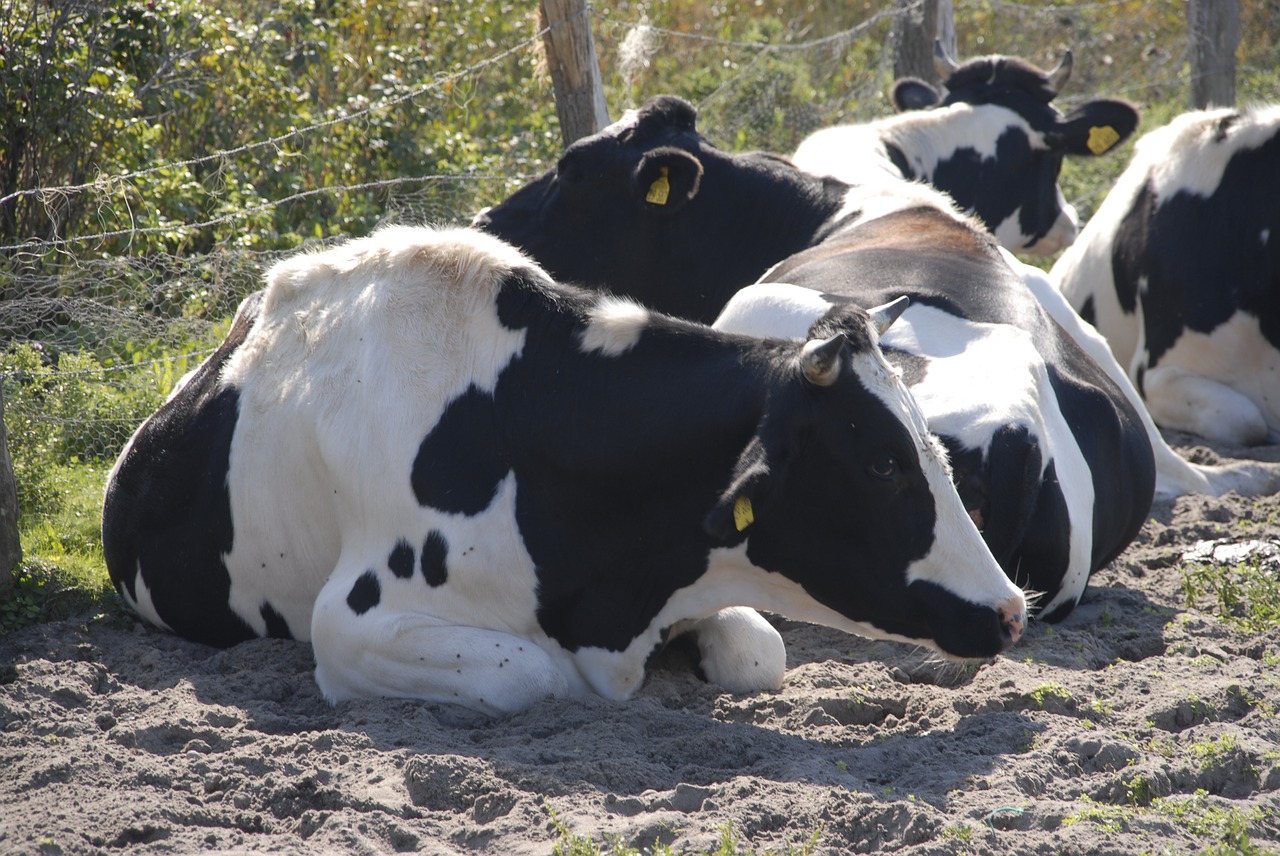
689;607;787;693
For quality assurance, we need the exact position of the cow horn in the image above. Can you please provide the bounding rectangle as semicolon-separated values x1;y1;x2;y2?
1046;49;1073;96
800;333;847;387
933;40;960;80
868;296;910;336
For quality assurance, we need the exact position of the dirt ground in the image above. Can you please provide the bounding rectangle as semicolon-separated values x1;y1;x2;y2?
2;432;1279;855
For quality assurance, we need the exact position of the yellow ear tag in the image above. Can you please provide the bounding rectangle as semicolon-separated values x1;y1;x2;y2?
733;496;755;532
1087;125;1120;155
646;166;671;205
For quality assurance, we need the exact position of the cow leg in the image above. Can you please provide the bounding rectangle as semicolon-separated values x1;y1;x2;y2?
311;580;576;716
673;607;787;693
1143;365;1270;447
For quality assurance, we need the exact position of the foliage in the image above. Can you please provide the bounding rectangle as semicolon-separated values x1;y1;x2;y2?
0;556;117;635
0;0;559;259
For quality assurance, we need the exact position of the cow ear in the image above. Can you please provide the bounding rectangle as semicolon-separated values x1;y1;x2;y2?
1049;100;1140;157
633;147;703;213
703;422;790;545
891;78;941;112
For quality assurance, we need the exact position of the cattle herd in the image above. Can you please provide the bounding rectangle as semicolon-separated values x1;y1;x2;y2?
101;46;1280;716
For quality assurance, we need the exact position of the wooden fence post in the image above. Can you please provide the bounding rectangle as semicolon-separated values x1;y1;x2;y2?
1189;0;1240;108
0;382;20;590
539;0;610;147
892;0;956;86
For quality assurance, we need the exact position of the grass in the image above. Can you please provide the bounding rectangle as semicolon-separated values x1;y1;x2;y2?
548;810;822;856
1180;554;1280;634
1063;791;1276;852
2;462;117;635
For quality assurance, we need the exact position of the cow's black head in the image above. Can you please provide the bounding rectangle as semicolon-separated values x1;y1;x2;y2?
474;95;847;323
700;302;1026;658
889;42;1139;254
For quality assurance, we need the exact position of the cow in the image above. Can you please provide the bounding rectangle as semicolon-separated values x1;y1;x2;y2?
474;95;1280;621
1052;104;1280;446
790;42;1140;255
101;225;1028;716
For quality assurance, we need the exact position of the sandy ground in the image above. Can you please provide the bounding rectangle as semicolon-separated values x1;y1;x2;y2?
2;432;1280;855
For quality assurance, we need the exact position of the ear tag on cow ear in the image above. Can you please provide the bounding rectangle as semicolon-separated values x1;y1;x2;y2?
1087;125;1120;155
646;166;671;205
733;496;755;532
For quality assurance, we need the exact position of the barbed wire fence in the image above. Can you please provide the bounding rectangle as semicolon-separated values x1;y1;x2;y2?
0;0;1268;524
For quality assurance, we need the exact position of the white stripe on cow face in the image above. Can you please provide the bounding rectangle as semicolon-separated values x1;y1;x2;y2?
882;304;1097;610
846;333;1027;614
579;296;651;356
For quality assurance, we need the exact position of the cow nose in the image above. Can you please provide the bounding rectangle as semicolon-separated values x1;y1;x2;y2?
997;595;1026;646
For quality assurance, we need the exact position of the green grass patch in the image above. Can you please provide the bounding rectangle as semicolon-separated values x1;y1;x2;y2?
1064;790;1276;853
1180;557;1280;633
548;809;822;856
3;461;117;635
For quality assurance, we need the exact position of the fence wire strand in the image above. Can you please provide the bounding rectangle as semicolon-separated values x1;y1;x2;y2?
1;0;1269;494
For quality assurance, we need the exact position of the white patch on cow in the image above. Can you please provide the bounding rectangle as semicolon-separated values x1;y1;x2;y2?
601;107;643;138
671;607;787;692
1143;312;1280;445
1261;228;1271;247
1002;188;1079;255
313;473;593;715
118;563;174;634
712;283;834;339
1145;105;1280;199
212;227;537;640
579;295;650;355
882;305;1096;610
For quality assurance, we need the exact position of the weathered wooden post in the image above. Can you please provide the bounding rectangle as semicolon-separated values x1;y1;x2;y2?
892;0;956;86
0;382;20;590
1189;0;1240;108
539;0;610;147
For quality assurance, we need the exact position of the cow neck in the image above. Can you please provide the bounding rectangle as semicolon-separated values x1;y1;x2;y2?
498;306;784;486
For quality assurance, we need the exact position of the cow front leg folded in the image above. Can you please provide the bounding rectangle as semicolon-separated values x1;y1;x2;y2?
1143;365;1272;447
671;606;787;693
311;578;580;717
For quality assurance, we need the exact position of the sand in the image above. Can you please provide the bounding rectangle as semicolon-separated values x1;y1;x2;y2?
2;432;1279;855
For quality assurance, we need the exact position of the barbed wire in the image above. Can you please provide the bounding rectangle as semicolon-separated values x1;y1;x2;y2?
1;0;1253;487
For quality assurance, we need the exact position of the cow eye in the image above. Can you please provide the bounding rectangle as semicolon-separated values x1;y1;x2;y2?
868;454;898;480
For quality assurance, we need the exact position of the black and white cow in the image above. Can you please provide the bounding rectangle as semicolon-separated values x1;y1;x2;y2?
1053;104;1280;446
101;225;1027;715
475;95;1280;621
791;42;1140;255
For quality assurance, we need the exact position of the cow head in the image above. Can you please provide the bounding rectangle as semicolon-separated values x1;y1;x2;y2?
473;95;847;323
887;41;1139;255
700;300;1026;658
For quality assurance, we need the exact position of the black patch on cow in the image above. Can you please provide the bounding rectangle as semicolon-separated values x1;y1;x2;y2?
421;530;449;587
101;291;265;648
1110;180;1153;317
474;96;847;324
931;128;1061;248
1078;294;1097;327
260;602;293;639
412;385;508;515
884;142;915;180
347;570;381;615
906;580;1009;658
1113;128;1280;370
884;345;929;387
387;539;415;579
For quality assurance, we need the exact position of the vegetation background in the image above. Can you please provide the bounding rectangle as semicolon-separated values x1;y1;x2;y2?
1;0;1278;622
